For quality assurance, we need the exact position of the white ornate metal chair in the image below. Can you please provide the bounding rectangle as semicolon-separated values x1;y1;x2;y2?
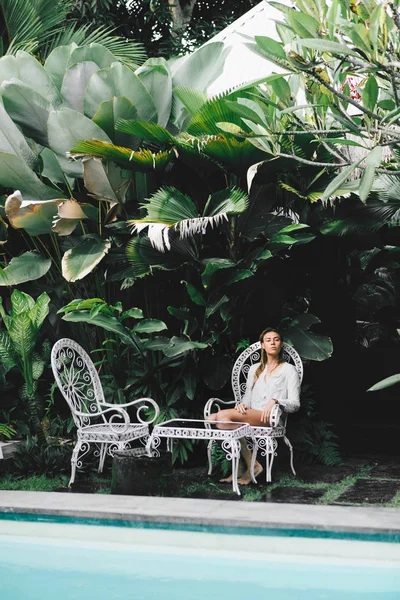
204;341;303;482
51;338;159;486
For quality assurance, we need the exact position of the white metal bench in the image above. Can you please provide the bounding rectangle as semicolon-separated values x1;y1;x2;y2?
51;338;159;486
204;341;303;482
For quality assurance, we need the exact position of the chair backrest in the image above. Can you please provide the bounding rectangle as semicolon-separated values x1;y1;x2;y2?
51;338;106;428
232;341;303;405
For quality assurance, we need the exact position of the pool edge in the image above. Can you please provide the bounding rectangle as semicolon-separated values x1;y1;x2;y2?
1;490;400;540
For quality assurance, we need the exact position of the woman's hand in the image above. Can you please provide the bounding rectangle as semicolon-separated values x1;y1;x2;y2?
235;403;248;414
261;399;276;424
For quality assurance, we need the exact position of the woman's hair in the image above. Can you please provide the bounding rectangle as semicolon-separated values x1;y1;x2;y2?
253;327;284;386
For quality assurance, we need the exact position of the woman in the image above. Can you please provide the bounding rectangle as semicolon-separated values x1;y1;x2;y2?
206;328;301;485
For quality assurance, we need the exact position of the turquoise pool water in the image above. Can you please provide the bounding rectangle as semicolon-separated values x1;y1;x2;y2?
1;518;400;600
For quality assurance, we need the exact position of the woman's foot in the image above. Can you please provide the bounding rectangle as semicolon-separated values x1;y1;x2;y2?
237;462;263;485
219;474;233;483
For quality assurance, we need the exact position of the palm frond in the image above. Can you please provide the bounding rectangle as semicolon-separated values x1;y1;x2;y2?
70;140;172;172
41;23;146;67
126;235;198;277
186;90;253;137
3;0;72;54
116;120;175;146
129;186;248;252
372;174;400;204
321;202;400;235
173;86;207;117
201;135;266;176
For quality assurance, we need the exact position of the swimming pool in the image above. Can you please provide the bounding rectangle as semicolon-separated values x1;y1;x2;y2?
1;514;400;600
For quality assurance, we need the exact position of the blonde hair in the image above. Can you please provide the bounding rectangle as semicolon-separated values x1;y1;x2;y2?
253;327;284;387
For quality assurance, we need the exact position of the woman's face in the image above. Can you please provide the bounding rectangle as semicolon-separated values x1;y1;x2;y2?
262;331;282;357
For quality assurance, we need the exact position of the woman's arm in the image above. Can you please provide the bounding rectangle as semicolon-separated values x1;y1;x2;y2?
273;365;301;413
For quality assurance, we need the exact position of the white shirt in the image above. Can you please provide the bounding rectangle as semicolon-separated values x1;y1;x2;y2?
241;362;300;414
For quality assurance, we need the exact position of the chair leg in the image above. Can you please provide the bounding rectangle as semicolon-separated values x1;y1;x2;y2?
69;440;91;487
207;440;214;475
98;443;107;473
284;435;296;476
69;441;81;486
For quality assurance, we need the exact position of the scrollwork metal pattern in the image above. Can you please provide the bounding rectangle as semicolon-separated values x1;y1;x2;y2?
206;340;303;484
51;338;160;486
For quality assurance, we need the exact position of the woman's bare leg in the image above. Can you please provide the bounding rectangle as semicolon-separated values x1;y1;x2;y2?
237;440;263;485
207;409;265;484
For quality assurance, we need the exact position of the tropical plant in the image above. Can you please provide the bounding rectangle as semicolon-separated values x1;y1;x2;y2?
290;384;342;466
0;0;146;67
0;290;50;443
0;422;15;440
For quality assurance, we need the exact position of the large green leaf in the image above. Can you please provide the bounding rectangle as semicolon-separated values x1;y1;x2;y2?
295;38;359;57
61;61;99;113
282;314;333;361
0;252;51;286
83;158;119;204
92;97;138;145
61;236;111;281
0;51;62;105
136;58;172;128
47;107;111;177
321;160;363;202
84;62;157;122
169;42;229;128
8;312;36;358
31;292;50;330
254;36;288;62
201;260;235;289
0;329;16;371
132;319;167;333
362;76;378;113
40;148;70;185
5;191;63;235
10;290;34;315
288;11;320;38
0;156;64;202
163;336;207;358
368;373;400;392
359;146;382;203
61;310;135;347
2;80;52;146
68;44;117;69
44;44;77;91
0;102;36;168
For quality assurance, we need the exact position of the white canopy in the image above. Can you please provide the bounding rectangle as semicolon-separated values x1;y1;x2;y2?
203;0;291;97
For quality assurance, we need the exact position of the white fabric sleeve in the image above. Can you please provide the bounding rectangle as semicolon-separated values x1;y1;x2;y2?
273;364;301;413
241;363;258;408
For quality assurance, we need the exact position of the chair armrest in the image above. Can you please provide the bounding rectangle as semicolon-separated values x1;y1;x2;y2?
204;397;236;419
100;397;160;425
76;406;130;434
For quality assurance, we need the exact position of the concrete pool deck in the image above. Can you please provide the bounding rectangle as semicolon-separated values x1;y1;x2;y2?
1;490;400;536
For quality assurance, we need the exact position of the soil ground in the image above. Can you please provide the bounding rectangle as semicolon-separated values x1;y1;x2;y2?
62;451;400;507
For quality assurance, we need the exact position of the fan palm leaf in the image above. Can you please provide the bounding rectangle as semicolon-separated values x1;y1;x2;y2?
0;0;146;67
186;90;254;137
0;0;72;54
201;135;267;176
128;187;248;252
126;235;198;277
70;140;172;172
46;24;146;67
